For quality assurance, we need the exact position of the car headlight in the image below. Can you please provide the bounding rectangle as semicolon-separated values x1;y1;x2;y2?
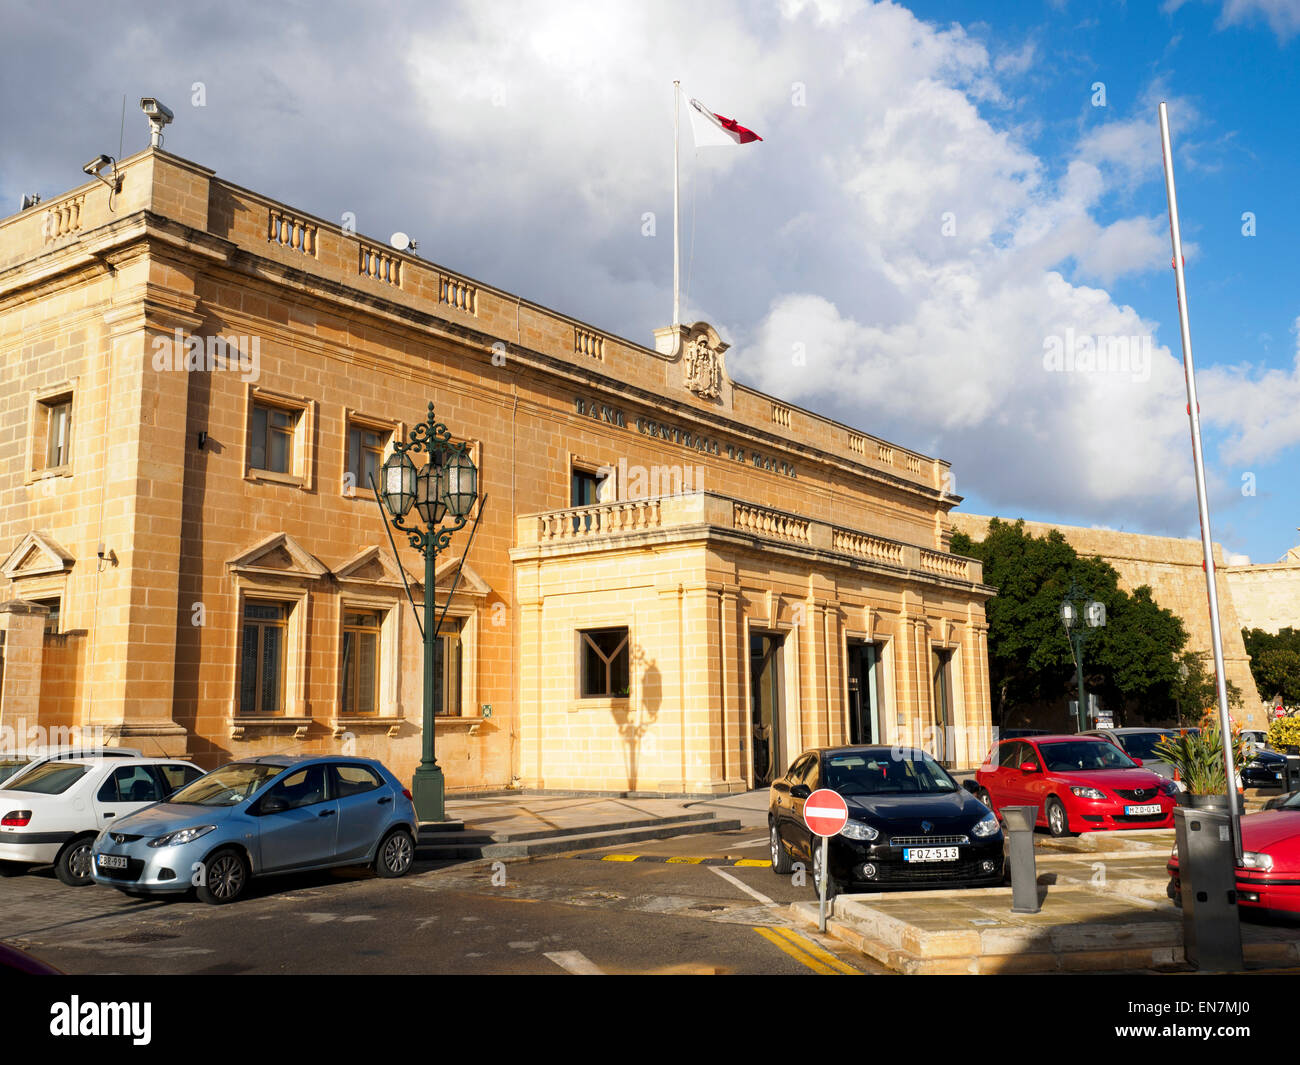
1240;851;1274;872
840;820;879;842
1070;786;1106;800
1157;778;1185;795
147;825;217;849
971;812;1001;838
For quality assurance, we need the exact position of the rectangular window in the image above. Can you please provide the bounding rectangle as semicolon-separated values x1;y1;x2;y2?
32;597;61;635
45;399;71;468
571;468;601;508
434;618;463;716
251;404;298;474
347;425;389;495
240;601;288;714
580;627;629;698
340;610;382;714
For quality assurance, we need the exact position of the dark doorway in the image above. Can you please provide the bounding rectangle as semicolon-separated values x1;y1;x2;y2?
749;631;784;787
847;641;886;745
931;647;954;766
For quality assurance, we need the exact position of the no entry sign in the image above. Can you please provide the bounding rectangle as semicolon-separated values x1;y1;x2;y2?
803;788;848;837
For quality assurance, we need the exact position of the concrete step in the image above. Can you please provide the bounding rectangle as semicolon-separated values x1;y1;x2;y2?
416;813;742;860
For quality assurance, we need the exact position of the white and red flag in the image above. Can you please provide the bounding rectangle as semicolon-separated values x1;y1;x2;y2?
686;96;762;147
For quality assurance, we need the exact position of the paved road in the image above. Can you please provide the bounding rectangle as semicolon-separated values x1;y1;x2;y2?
0;825;884;975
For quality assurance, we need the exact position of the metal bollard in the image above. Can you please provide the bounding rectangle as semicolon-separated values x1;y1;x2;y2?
1002;805;1039;914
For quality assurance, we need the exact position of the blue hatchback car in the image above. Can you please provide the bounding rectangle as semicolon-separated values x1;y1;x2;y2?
89;755;418;903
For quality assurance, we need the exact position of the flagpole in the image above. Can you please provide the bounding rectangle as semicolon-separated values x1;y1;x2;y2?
1158;100;1243;861
673;79;681;328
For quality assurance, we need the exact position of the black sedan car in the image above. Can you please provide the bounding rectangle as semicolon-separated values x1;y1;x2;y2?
768;745;1004;895
1242;747;1287;789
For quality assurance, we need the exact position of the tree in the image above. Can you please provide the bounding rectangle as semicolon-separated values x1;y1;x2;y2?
1242;627;1300;705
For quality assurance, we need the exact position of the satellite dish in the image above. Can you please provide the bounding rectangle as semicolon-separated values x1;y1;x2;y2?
390;231;418;251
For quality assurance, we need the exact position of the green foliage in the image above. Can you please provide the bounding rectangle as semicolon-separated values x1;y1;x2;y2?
1154;711;1246;796
1242;627;1300;704
961;519;1202;725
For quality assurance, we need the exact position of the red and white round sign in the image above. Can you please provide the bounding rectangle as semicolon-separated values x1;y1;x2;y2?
803;788;849;837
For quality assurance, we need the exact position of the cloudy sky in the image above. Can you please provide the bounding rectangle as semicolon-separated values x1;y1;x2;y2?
4;0;1298;563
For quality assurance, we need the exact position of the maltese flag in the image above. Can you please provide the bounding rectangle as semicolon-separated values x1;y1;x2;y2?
687;96;762;147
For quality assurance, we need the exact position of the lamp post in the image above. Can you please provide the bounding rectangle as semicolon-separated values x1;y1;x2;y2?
378;402;477;823
1060;584;1106;733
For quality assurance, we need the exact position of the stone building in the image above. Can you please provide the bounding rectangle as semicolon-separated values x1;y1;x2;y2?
1224;540;1300;640
0;147;995;794
950;514;1267;728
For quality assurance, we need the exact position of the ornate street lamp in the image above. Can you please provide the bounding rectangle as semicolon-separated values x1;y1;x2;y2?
1060;583;1106;733
378;402;478;822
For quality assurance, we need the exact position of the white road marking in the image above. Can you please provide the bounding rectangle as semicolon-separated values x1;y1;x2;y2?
710;865;777;906
545;950;605;975
732;836;770;848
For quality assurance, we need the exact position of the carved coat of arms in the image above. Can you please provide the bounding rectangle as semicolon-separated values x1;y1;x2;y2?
683;334;722;399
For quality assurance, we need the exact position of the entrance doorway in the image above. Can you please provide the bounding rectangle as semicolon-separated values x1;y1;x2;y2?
847;641;886;745
931;648;954;766
749;631;784;787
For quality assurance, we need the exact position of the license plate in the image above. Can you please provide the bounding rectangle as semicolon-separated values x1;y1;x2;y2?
96;854;127;870
1124;804;1162;816
903;846;959;862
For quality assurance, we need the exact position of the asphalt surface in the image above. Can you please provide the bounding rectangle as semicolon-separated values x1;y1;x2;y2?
0;824;885;975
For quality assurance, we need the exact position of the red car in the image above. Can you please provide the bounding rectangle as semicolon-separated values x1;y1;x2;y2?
1168;797;1300;915
974;734;1177;836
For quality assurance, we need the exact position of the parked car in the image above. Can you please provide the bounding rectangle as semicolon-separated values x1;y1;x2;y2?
974;734;1177;837
1168;792;1300;915
768;745;1004;896
0;756;204;885
1242;747;1287;789
1242;730;1271;751
0;746;143;788
90;755;418;904
1079;728;1187;800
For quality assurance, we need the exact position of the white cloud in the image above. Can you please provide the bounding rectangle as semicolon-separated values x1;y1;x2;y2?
1201;319;1300;463
1219;0;1300;40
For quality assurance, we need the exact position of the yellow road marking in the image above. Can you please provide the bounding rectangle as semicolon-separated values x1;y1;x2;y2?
600;854;639;862
754;926;842;975
734;859;770;867
769;926;861;975
665;856;707;864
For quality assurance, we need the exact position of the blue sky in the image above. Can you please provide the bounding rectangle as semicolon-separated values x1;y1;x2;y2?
2;0;1297;563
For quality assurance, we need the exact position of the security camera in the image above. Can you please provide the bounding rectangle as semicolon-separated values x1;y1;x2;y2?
82;155;120;191
139;97;174;147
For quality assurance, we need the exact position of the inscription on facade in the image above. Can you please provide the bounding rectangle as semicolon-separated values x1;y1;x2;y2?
573;397;796;479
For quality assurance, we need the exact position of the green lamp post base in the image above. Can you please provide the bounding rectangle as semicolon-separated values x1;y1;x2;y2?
411;764;446;823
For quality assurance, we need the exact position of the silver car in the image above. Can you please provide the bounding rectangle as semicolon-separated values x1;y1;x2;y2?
89;755;418;903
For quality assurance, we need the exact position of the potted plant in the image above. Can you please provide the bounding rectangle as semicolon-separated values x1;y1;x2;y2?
1154;709;1246;809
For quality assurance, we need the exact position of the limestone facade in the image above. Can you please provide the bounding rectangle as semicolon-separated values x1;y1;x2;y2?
0;148;994;792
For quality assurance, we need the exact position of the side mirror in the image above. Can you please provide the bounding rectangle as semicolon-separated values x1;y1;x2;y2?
259;796;288;815
1131;757;1143;767
1020;762;1040;774
790;784;811;799
962;780;981;795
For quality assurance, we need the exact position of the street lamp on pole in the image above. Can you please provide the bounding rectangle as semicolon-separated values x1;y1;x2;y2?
378;402;478;823
1060;584;1106;733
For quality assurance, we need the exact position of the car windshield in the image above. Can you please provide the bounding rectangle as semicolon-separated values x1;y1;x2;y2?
1039;741;1136;772
823;752;958;795
168;763;285;806
1115;733;1172;761
3;762;89;794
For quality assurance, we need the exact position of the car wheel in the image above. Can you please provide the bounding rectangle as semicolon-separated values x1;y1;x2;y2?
810;838;840;898
769;821;793;875
375;828;415;878
54;835;96;887
976;788;995;811
196;847;249;905
1046;797;1072;838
